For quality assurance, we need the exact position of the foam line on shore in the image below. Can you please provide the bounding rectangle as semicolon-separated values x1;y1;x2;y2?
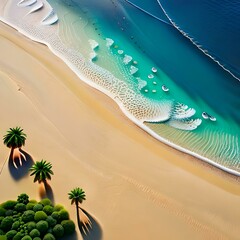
156;0;240;82
0;3;240;176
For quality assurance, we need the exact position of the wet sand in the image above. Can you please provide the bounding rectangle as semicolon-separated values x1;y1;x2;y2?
0;21;240;240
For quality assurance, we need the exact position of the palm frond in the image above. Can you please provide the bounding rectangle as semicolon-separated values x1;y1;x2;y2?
3;127;27;148
29;159;53;183
68;187;86;205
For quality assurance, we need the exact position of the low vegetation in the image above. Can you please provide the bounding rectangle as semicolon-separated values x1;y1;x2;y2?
0;194;75;240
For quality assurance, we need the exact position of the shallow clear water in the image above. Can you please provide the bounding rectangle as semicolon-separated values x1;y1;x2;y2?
47;0;240;173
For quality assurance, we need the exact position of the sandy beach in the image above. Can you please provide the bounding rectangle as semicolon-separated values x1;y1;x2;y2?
0;21;240;240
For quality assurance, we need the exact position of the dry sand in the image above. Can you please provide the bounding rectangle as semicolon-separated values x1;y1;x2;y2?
0;21;240;240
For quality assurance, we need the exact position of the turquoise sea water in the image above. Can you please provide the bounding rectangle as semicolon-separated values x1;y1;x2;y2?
47;0;240;173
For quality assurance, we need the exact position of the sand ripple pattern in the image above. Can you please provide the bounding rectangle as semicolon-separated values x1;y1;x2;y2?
121;175;228;240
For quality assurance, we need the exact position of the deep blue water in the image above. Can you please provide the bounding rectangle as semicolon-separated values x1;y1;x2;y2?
124;0;171;25
159;0;240;81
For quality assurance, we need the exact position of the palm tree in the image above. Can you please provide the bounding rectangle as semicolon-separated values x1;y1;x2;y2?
3;127;27;168
29;160;53;185
68;187;86;229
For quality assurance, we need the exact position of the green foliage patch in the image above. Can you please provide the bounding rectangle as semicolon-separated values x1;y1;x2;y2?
42;206;53;216
43;233;55;240
34;212;47;222
0;194;75;240
32;205;43;213
0;208;6;217
39;199;52;207
1;201;17;210
61;220;75;235
14;204;26;213
17;194;29;205
22;211;35;223
5;230;17;240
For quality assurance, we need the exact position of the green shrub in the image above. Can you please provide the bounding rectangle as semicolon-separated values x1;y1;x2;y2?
43;233;55;240
0;229;5;235
0;216;14;231
0;216;4;224
12;215;18;220
46;216;56;228
21;236;32;240
29;229;40;238
32;204;43;212
50;212;59;221
61;220;75;235
11;221;20;230
5;210;14;216
39;199;52;207
5;230;17;240
34;211;47;222
36;220;48;234
12;232;24;240
14;203;26;213
0;207;6;217
52;224;64;238
26;203;35;211
43;206;53;216
53;205;63;212
28;200;37;204
58;210;69;221
1;201;17;210
17;194;29;205
27;222;36;232
22;211;35;223
32;238;41;240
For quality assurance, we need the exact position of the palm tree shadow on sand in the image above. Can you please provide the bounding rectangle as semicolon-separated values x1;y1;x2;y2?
8;149;34;181
39;181;55;204
78;208;102;240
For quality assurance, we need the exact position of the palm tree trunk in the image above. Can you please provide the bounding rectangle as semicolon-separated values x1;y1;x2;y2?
76;202;81;230
43;179;47;189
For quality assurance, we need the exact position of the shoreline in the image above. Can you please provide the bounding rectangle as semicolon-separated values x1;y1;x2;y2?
0;15;240;240
0;15;239;177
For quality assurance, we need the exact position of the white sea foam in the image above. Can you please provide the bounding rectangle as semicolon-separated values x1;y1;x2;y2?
88;39;99;50
106;37;114;48
18;0;37;7
1;0;239;176
41;9;58;25
172;104;196;119
27;1;43;15
123;54;132;65
162;85;169;92
148;74;154;79
136;78;147;90
167;118;202;130
130;65;138;75
151;67;157;73
117;49;124;55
